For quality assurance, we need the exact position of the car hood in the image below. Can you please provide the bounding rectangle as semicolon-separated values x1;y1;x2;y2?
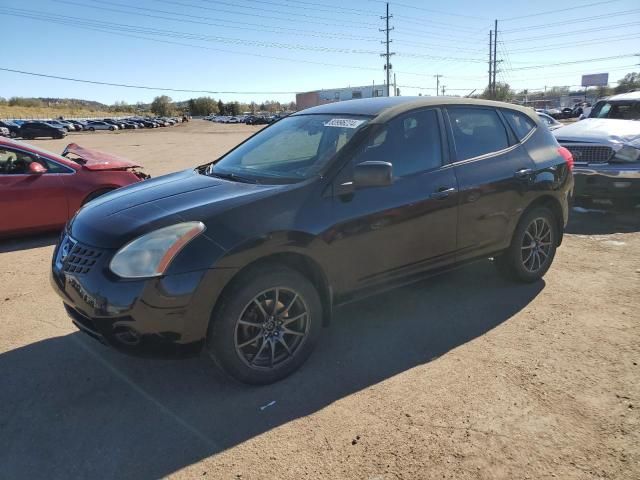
62;143;142;170
553;118;640;148
69;168;285;248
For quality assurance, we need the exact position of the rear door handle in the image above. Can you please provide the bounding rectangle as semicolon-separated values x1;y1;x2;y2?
514;168;534;179
430;186;457;200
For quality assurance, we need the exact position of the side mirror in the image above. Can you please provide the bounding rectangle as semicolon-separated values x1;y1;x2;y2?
353;161;393;188
29;162;47;174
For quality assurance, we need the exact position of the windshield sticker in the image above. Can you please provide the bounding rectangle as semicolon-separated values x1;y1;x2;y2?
323;118;366;129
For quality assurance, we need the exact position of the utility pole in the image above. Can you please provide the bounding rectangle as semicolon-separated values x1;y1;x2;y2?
434;74;443;96
441;85;446;96
380;2;395;97
488;30;493;98
492;19;498;98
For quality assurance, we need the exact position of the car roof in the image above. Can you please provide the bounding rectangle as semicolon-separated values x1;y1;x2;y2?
293;96;538;123
606;90;640;101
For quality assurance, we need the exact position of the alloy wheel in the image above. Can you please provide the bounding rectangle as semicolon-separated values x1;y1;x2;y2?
521;217;553;273
234;287;309;370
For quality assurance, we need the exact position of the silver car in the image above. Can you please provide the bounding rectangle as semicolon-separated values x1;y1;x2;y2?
86;121;118;131
554;118;640;207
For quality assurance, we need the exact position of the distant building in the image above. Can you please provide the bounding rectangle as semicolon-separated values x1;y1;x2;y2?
296;84;389;110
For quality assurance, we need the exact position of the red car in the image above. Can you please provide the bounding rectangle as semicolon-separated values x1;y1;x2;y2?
0;138;148;237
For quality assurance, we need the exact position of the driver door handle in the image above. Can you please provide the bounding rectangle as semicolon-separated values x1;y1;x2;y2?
430;186;457;200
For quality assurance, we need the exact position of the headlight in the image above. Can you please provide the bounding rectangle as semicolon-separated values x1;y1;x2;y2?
110;222;205;278
612;145;640;163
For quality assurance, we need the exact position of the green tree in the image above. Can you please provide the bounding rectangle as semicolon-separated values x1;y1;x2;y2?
480;82;514;102
614;72;640;94
151;95;174;116
228;101;240;116
217;99;225;115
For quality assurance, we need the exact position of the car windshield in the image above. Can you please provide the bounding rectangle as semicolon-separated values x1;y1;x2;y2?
591;101;640;120
208;114;370;183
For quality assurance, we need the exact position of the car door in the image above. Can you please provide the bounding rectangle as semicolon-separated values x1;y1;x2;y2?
445;106;536;260
327;108;459;293
0;147;69;235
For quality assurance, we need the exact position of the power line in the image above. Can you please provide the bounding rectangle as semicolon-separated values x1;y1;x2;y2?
51;0;379;42
506;33;640;54
504;21;640;43
2;8;487;63
0;67;298;94
507;54;640;71
500;8;640;32
500;0;622;21
367;0;489;20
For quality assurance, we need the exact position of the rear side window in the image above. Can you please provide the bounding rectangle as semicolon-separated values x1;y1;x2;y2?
502;110;536;141
447;108;509;161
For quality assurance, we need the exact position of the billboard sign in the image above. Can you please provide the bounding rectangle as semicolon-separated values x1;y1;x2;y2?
581;73;609;87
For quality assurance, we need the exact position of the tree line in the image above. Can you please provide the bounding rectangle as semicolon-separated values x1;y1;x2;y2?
150;95;297;117
478;72;639;103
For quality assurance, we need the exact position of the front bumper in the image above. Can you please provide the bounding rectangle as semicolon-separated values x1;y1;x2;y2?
573;163;640;199
50;234;237;357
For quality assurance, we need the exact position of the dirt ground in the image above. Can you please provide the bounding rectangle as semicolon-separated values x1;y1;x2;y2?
1;121;639;480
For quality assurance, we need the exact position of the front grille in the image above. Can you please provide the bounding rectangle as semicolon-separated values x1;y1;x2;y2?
562;144;614;164
63;242;102;274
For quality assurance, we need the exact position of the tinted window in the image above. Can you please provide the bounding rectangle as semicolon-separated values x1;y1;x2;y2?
355;109;443;177
592;101;640;120
503;110;536;140
448;108;509;160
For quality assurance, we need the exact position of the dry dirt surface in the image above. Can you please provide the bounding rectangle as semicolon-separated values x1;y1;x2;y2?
1;121;639;480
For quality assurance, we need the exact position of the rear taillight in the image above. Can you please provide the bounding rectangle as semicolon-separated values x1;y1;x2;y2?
558;146;573;171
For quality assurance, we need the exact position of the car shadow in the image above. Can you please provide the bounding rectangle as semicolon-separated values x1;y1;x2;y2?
0;261;544;479
0;232;59;253
566;205;640;235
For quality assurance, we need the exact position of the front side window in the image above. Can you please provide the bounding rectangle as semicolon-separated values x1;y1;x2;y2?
0;148;46;174
354;109;443;177
502;109;536;141
210;114;370;182
448;107;509;161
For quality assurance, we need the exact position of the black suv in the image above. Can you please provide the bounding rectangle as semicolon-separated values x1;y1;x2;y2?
51;97;573;384
19;122;67;140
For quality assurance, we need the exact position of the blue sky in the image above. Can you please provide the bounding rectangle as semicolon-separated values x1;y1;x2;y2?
1;0;639;104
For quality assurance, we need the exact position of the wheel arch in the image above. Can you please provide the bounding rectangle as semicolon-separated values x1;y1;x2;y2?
521;195;565;246
212;251;333;328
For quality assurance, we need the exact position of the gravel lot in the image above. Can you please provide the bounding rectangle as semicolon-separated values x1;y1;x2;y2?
1;121;639;479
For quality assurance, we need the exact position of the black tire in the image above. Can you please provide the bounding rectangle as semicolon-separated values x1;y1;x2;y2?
109;126;115;131
207;266;322;385
89;127;95;132
495;207;558;283
82;188;114;206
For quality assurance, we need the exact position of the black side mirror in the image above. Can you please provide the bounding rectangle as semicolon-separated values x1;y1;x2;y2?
353;161;393;188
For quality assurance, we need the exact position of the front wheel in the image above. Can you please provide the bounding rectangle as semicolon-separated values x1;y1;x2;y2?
89;127;95;132
109;126;115;131
207;266;322;385
495;207;558;283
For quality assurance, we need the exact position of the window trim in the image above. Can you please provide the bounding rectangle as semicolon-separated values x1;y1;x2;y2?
0;145;76;176
499;108;538;145
443;106;517;164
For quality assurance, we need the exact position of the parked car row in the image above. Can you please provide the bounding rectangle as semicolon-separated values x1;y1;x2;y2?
203;114;288;125
536;104;590;120
0;117;184;139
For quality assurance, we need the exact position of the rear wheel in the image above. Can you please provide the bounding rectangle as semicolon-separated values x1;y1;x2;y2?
89;127;95;132
109;126;115;131
207;266;322;385
495;207;558;283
